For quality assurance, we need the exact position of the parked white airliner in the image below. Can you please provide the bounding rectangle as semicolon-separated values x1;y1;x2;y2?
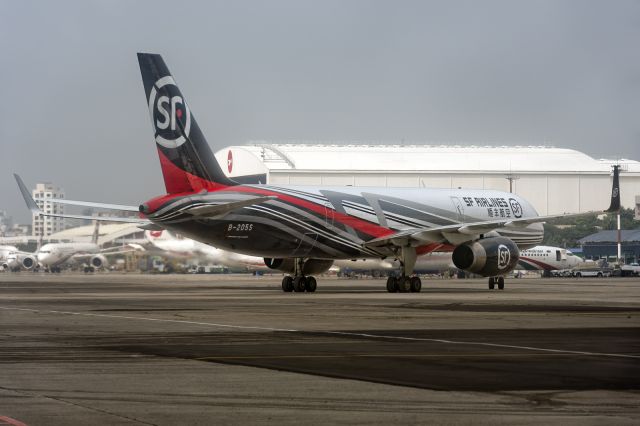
144;230;268;271
336;245;582;274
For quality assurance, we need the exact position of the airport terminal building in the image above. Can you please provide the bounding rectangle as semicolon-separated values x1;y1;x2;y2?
215;143;640;216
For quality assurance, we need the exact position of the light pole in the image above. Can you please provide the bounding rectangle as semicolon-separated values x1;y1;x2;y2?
505;174;519;193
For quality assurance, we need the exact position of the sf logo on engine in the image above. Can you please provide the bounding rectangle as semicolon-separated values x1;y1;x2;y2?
497;244;511;270
147;76;191;148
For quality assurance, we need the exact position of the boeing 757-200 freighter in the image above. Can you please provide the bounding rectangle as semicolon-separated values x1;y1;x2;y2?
15;53;620;292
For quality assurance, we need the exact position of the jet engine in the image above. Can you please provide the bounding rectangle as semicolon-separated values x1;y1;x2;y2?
10;253;37;270
90;254;108;269
264;258;334;275
21;255;36;270
452;237;519;277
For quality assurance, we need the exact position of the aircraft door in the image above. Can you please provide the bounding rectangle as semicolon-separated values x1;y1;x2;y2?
557;249;566;261
450;197;465;222
325;202;335;229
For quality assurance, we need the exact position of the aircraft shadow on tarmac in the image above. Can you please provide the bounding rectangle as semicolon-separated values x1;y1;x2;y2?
99;327;640;392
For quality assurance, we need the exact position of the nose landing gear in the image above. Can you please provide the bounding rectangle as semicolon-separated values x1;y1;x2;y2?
488;276;505;290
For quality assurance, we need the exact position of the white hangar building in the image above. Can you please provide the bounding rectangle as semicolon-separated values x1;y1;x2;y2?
214;143;640;216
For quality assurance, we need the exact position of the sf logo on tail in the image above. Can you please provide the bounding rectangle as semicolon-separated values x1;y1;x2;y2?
148;76;191;148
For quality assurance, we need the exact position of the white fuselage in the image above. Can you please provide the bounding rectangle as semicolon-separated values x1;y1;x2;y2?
37;243;99;267
144;231;268;271
1;245;19;266
335;245;582;273
517;246;582;271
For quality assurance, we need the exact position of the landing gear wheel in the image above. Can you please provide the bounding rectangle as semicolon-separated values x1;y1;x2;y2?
397;276;411;293
281;276;293;292
305;276;317;292
410;276;422;293
386;276;397;293
497;277;505;290
488;277;495;290
293;276;306;292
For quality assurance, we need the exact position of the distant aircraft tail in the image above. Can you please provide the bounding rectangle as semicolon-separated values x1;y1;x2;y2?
606;165;621;213
137;53;237;194
144;229;173;241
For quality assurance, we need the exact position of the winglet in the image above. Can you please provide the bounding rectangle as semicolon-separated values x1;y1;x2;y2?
14;174;41;214
605;165;621;213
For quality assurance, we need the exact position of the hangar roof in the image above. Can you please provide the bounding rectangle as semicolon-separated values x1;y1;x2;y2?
579;230;640;244
49;223;140;244
230;143;639;174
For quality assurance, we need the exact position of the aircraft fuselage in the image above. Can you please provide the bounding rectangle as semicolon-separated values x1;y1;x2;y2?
142;184;544;260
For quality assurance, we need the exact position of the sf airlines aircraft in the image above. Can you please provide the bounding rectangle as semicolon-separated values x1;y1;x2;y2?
15;53;621;293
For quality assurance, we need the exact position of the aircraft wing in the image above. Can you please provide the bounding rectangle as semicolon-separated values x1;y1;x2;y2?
99;244;146;254
15;174;274;224
69;246;144;264
364;212;588;248
14;174;150;225
365;165;621;249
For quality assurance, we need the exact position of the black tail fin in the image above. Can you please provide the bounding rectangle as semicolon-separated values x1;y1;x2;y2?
137;53;236;193
606;165;621;213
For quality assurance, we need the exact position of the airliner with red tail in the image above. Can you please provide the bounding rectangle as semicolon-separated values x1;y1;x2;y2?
15;53;621;293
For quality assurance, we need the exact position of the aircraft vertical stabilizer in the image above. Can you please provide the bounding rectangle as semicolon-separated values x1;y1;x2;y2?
137;53;237;194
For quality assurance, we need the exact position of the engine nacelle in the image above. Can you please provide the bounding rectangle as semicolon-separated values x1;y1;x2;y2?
452;237;519;277
21;255;36;270
9;254;36;270
264;258;334;275
90;254;108;269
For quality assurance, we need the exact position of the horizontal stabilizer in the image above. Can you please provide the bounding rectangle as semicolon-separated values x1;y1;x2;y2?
184;196;277;218
14;173;150;225
45;198;140;212
14;174;40;214
38;212;149;224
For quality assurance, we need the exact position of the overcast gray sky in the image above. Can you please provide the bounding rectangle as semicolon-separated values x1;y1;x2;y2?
1;0;639;223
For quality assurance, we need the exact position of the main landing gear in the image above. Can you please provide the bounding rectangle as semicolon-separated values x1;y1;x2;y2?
386;275;422;293
488;276;505;290
386;246;422;293
281;275;317;293
281;258;317;293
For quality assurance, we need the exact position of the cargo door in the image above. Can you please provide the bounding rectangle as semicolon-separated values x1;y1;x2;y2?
450;197;465;222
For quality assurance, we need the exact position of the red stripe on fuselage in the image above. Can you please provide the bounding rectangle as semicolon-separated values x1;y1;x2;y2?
227;186;395;238
144;183;395;239
520;257;554;271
